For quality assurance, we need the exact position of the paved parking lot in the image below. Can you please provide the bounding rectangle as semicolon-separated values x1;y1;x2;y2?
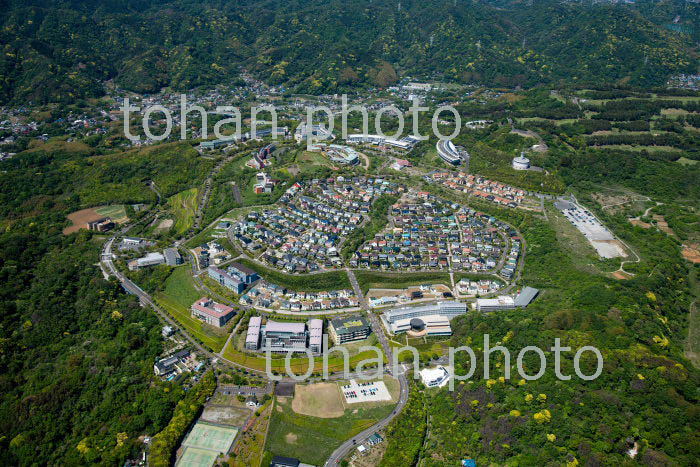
341;379;391;404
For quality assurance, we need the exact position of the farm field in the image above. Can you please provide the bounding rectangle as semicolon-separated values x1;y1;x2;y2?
63;205;127;234
169;188;199;234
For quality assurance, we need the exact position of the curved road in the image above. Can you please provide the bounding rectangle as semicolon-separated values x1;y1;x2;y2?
323;269;410;466
100;166;531;466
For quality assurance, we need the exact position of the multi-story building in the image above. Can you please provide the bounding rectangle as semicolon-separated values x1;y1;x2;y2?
247;319;324;354
163;248;183;266
261;321;308;353
384;301;467;324
382;301;467;336
328;316;371;344
207;266;246;293
228;262;259;284
191;297;235;327
245;316;262;350
308;319;323;353
86;217;114;232
420;365;451;388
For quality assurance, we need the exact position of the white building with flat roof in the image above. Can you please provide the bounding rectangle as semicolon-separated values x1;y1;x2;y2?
390;315;452;336
420;366;451;388
384;301;467;324
245;316;262;350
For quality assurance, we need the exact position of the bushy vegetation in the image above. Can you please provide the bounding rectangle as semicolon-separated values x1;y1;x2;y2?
0;0;696;102
236;258;351;291
0;229;184;465
383;198;700;465
149;372;217;467
342;194;398;259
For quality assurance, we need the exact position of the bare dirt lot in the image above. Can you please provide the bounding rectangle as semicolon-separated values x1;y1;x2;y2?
612;270;633;280
63;205;127;235
291;382;345;418
653;215;675;236
682;243;700;263
201;405;251;427
629;219;652;229
155;218;174;232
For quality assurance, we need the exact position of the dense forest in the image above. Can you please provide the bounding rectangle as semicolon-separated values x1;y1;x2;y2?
380;197;700;465
0;0;697;102
0;226;187;465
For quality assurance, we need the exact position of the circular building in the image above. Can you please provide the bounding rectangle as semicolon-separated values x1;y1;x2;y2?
407;318;428;337
512;153;530;170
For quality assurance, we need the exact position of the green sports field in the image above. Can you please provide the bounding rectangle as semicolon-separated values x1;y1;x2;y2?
182;422;238;453
95;204;127;221
177;447;219;467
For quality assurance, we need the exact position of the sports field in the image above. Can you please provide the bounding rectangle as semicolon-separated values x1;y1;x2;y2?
177;447;219;467
95;205;128;221
182;422;238;453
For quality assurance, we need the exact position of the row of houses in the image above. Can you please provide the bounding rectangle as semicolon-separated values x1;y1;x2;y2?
233;178;399;272
429;171;525;208
239;280;360;311
500;237;522;281
351;192;508;272
456;278;503;296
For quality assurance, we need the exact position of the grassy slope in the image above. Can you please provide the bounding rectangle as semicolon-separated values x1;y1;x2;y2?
236;258;351;291
154;266;228;351
168;188;199;235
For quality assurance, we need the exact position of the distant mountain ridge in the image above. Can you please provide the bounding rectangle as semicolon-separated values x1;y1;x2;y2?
0;0;697;103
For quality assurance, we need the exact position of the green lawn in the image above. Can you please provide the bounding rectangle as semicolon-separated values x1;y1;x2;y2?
236;258;351;291
95;204;127;221
265;394;394;465
169;188;199;234
154;266;229;351
222;339;385;375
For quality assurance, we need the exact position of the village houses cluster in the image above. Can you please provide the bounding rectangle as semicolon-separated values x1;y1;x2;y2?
240;281;360;311
350;191;511;273
233;177;400;272
428;171;526;208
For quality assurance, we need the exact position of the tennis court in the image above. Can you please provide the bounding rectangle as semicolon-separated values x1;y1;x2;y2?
182;422;238;453
176;447;219;467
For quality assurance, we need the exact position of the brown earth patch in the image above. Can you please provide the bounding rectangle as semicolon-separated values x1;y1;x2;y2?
629;219;651;229
291;382;344;418
63;207;104;235
682;243;700;263
612;271;633;280
653;215;675;236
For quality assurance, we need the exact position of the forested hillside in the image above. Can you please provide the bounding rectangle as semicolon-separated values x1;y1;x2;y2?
0;0;696;102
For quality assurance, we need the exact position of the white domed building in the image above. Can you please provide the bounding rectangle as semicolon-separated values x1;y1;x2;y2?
512;153;531;170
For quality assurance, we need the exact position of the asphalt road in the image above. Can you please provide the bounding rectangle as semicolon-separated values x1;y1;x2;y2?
323;270;411;466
